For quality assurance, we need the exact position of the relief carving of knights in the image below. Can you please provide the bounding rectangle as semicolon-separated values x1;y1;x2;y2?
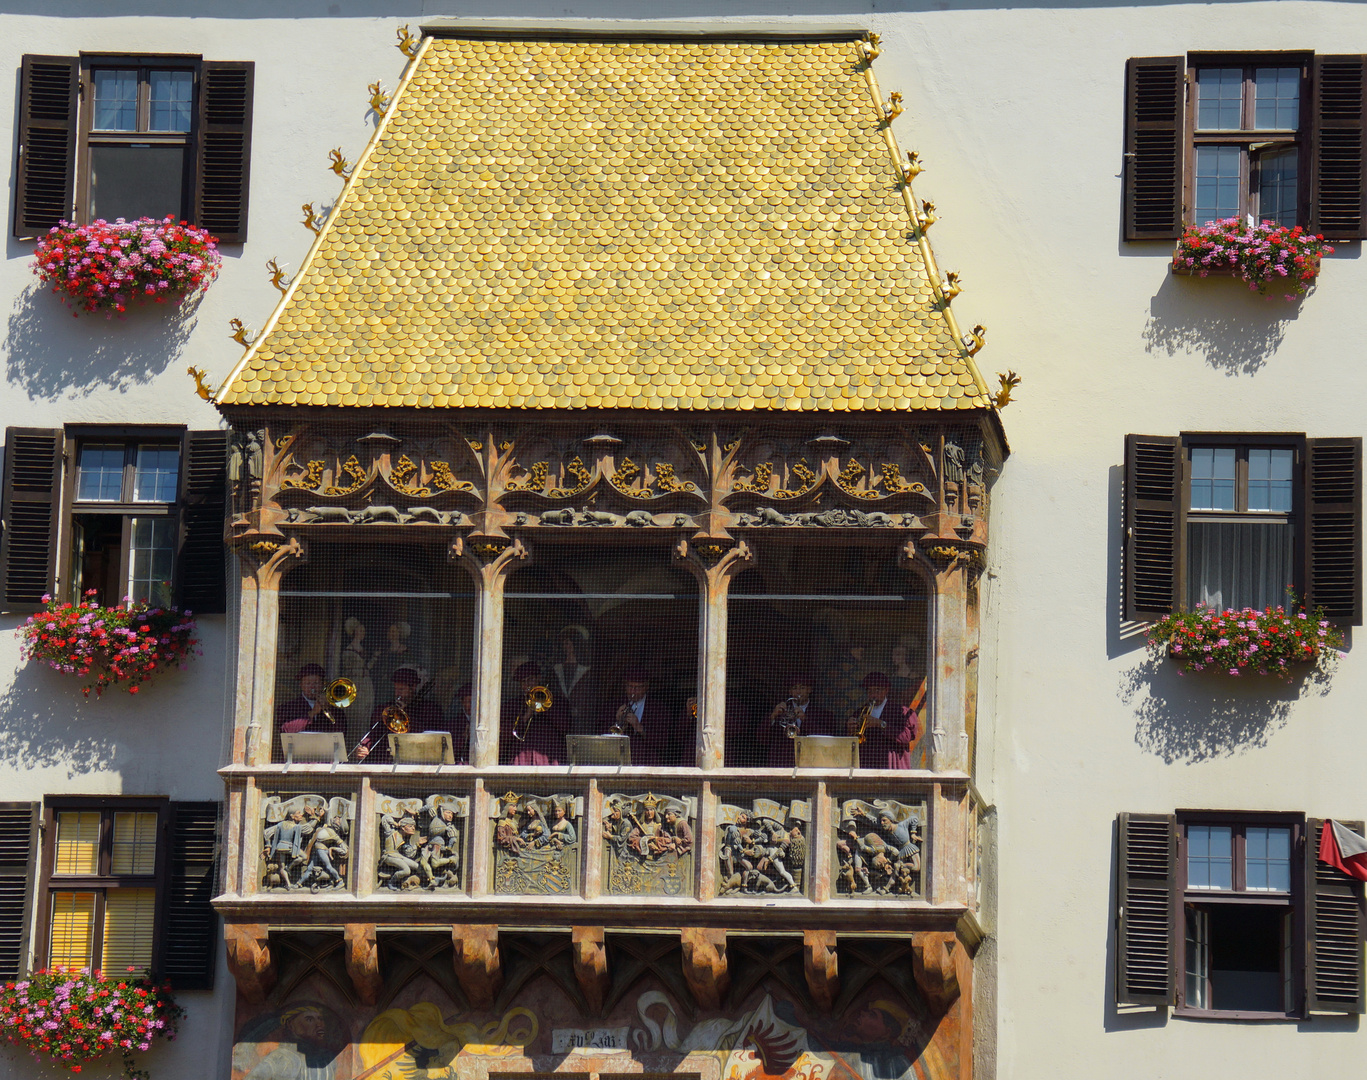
601;792;696;897
491;792;582;895
260;794;354;893
376;793;468;892
834;797;925;898
716;797;811;897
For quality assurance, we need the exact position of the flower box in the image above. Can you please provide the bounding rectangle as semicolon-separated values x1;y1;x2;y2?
17;592;201;697
1148;599;1343;679
32;217;221;317
1171;218;1331;298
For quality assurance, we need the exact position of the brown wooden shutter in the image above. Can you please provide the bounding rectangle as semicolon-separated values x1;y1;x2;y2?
1;427;64;614
1116;812;1177;1005
1304;437;1362;625
192;61;254;244
1124;57;1186;241
1306;819;1366;1014
1310;56;1367;241
175;430;227;615
0;804;39;981
159;802;219;990
1124;435;1184;621
13;55;78;239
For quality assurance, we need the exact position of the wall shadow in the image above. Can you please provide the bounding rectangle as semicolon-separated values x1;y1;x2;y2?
1141;273;1305;376
1121;654;1334;765
0;638;117;777
4;281;202;401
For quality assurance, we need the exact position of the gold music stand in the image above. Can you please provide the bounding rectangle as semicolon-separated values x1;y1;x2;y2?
566;734;631;765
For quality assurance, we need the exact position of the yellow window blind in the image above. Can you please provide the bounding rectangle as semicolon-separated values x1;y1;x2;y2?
48;891;95;970
101;888;155;975
55;812;100;875
111;812;159;875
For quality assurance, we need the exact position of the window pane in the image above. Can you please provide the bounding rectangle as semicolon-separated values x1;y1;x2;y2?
1196;67;1244;130
1185;906;1210;1009
1255;67;1300;130
1187;519;1295;612
55;811;101;875
1188;825;1232;890
148;70;193;132
77;444;125;501
48;892;96;970
1194;146;1243;225
88;144;186;224
92;69;138;132
111;812;159;876
101;888;156;975
1190;447;1236;511
1247;448;1294;512
1257;148;1299;229
127;518;175;604
133;445;179;502
1246;826;1292;892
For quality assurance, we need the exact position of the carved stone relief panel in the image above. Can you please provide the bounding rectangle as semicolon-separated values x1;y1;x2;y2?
716;797;811;898
601;792;696;897
722;432;821;502
833;797;925;899
375;793;469;892
260;794;354;893
490;791;583;895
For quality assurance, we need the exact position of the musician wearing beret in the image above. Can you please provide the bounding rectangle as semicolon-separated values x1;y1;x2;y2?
764;673;835;767
846;671;918;769
355;666;445;765
277;663;344;736
500;660;571;766
607;669;685;767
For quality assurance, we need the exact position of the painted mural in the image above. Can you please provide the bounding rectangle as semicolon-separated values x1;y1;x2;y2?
230;938;962;1080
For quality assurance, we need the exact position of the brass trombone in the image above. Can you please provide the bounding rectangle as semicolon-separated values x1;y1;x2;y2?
513;685;553;741
321;678;356;725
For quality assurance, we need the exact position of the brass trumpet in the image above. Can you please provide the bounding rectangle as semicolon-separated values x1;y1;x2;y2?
610;700;633;736
321;677;356;725
513;685;553;741
853;703;874;745
778;697;802;740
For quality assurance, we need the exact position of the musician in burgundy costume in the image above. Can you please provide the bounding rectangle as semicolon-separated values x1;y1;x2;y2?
764;673;836;767
606;669;686;767
846;671;918;769
500;660;570;766
276;663;344;736
355;667;446;765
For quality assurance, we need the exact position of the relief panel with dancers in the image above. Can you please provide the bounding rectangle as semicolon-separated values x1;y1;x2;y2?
260;794;354;893
375;794;468;892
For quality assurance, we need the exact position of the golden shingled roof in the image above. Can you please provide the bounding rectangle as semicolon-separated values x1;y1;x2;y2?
218;33;992;411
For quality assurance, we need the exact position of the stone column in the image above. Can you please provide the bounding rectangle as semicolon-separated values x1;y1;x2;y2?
673;539;752;770
931;557;971;773
455;537;527;768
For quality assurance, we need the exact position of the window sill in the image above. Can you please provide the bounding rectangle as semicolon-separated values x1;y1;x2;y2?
1175;1007;1301;1022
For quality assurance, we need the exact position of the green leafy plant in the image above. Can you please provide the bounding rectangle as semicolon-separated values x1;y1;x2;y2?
1148;596;1343;679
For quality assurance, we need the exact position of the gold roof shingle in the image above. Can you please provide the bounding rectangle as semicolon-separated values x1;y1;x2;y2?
219;34;992;411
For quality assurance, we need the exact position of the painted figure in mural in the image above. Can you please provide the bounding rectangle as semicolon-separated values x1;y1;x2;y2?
846;672;918;769
765;673;836;766
354;1003;537;1080
297;810;348;892
263;807;308;890
500;660;571;766
606;669;682;766
379;815;423;890
276;663;345;737
371;619;416;692
810;999;924;1080
239;1004;343;1080
338;617;376;745
355;667;445;764
553;624;596;734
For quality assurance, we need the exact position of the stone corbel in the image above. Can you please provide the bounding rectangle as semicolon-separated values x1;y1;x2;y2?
572;926;610;1016
911;930;960;1011
237;534;307;592
452;924;503;1009
345;923;383;1006
224;922;276;1004
680;927;730;1010
803;930;839;1012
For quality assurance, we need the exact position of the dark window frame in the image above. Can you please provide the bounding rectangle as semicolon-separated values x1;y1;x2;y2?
35;797;170;977
75;54;199;226
1185;52;1313;228
1174;810;1306;1020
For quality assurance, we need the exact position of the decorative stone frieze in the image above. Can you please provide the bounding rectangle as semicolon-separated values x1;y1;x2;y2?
490;791;583;895
716;797;811;897
601;792;696;896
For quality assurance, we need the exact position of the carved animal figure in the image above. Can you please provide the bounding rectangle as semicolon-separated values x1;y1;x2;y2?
580;510;619;526
623;510;654;527
405;507;450;525
540;509;575;525
305;506;356;523
356;506;411;525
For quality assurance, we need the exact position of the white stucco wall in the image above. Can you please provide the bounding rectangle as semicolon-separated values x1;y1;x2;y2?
2;2;1365;1078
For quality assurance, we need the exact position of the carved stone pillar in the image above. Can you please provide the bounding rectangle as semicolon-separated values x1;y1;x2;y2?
232;537;307;767
455;538;527;768
345;923;383;1006
931;556;971;773
224;922;276;1004
673;539;751;770
452;924;503;1009
680;927;729;1009
572;926;610;1016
